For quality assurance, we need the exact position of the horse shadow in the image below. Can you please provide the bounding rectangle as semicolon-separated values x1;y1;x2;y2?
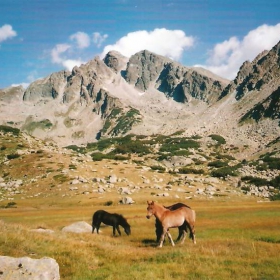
141;238;158;247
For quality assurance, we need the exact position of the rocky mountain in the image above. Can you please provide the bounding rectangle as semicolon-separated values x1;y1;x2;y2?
0;41;280;159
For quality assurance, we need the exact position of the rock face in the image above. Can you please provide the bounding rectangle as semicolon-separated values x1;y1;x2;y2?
220;41;280;102
124;50;226;104
0;41;280;153
0;256;60;279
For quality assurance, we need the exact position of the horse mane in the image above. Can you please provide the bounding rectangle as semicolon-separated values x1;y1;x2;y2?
116;213;129;227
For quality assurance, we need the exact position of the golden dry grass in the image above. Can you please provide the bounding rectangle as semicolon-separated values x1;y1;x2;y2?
1;132;280;279
1;200;280;279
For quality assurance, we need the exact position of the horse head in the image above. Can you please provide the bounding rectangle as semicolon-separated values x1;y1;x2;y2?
146;200;156;219
124;225;131;235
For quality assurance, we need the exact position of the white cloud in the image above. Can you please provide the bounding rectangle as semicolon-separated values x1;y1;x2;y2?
199;23;280;80
93;32;108;48
70;32;90;49
0;24;17;43
51;43;71;64
100;28;195;60
50;43;84;70
62;59;84;70
11;82;29;89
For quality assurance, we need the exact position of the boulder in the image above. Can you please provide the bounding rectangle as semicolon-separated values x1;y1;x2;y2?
61;221;92;233
119;196;135;204
0;256;60;279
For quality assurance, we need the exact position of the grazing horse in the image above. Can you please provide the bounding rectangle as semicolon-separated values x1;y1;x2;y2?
155;203;191;242
146;201;196;247
92;210;131;236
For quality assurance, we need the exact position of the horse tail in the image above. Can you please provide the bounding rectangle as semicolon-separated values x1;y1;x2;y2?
188;210;196;240
92;213;96;233
92;210;102;233
192;209;196;222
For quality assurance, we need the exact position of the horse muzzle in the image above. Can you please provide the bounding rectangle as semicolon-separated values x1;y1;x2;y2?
146;215;151;219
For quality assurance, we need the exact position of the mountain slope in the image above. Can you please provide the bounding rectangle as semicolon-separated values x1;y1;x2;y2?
0;42;280;159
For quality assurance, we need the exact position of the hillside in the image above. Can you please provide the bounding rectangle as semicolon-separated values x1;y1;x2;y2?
0;42;280;161
0;125;279;207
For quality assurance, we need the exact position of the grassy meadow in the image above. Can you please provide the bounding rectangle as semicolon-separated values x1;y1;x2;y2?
1;198;280;280
1;127;280;279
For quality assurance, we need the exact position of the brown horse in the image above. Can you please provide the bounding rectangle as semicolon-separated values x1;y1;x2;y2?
155;203;191;243
146;201;196;247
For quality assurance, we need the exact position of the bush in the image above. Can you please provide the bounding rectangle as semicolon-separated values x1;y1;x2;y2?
211;166;239;178
208;160;228;168
178;167;205;174
0;125;20;136
104;200;113;206
241;176;270;186
159;138;200;153
114;140;150;155
7;154;20;160
271;175;280;190
209;134;226;145
150;165;166;172
91;152;107;161
262;156;280;170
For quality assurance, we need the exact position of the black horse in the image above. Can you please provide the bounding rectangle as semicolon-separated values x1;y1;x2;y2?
155;202;191;242
92;210;131;236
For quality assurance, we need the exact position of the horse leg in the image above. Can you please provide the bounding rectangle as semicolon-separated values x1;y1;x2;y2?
166;230;175;246
176;226;184;242
116;225;121;236
96;222;102;234
191;226;196;244
112;226;117;236
180;230;187;244
92;221;99;234
158;230;167;248
187;223;196;244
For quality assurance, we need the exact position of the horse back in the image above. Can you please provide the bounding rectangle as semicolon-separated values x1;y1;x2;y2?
164;207;195;226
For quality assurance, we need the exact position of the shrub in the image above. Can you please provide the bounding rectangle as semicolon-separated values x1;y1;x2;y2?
3;202;17;208
104;200;113;206
211;166;239;178
114;140;150;155
270;193;280;201
7;154;20;160
208;160;228;168
159;138;200;153
178;167;205;174
271;175;280;190
0;125;20;136
53;174;68;183
69;164;77;170
261;155;280;170
209;134;226;145
241;176;270;186
91;152;107;161
150;165;166;172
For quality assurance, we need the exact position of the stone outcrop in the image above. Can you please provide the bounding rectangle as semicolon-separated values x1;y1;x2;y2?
124;50;227;104
0;256;60;279
0;42;280;149
219;40;280;101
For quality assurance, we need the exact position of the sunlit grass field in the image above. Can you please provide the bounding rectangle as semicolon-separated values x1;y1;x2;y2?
1;198;280;280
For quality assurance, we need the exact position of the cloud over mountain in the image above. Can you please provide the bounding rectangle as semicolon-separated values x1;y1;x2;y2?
200;23;280;79
100;28;195;61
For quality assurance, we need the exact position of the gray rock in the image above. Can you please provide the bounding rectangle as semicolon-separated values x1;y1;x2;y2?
0;256;60;279
61;221;92;233
119;196;135;204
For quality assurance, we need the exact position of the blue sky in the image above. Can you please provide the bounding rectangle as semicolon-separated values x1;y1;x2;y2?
0;0;280;89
